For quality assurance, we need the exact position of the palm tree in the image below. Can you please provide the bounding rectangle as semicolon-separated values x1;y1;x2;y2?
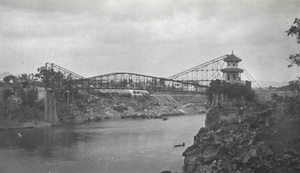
18;73;32;82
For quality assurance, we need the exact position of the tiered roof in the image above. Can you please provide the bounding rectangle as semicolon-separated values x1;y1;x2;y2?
223;54;241;62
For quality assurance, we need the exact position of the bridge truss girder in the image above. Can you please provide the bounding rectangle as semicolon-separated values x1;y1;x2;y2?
86;72;207;93
167;54;262;89
40;63;207;93
43;63;85;80
168;55;227;86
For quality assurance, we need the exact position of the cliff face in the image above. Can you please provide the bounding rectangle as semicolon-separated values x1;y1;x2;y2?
182;98;300;173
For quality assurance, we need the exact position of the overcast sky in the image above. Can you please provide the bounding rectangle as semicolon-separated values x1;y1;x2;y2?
0;0;300;86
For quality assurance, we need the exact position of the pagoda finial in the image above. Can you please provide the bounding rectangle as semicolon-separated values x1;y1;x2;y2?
232;50;234;54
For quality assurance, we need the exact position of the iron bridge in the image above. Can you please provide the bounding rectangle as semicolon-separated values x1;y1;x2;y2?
39;54;261;93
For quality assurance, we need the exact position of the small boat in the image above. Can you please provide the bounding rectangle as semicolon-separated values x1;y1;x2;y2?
173;142;185;148
163;117;168;121
50;123;58;127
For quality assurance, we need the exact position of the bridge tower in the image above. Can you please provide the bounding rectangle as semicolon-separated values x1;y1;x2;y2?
221;53;244;83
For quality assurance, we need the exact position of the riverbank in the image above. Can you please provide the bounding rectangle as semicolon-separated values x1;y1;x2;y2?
64;93;207;122
0;119;51;132
0;93;207;130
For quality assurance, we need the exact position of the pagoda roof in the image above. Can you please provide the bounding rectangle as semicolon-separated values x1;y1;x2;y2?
223;54;242;62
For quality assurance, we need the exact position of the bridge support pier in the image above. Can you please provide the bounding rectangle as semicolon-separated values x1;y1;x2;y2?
44;91;59;124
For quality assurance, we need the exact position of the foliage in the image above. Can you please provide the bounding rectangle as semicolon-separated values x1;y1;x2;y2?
2;73;40;119
5;96;22;118
284;94;300;115
3;73;34;88
3;75;16;83
271;93;283;102
3;87;38;120
2;89;13;102
288;80;300;93
17;73;34;82
271;93;300;115
34;66;73;90
19;88;37;108
206;80;221;103
206;80;255;103
286;18;300;67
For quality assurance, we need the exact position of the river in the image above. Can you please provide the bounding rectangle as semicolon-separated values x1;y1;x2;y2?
0;114;205;173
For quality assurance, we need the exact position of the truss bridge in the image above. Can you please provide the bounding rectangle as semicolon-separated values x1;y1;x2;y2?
39;54;261;93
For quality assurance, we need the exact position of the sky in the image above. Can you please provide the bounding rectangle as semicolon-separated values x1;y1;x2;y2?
0;0;300;87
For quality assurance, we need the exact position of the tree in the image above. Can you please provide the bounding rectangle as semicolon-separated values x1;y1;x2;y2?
35;66;76;91
286;18;300;67
35;67;64;89
17;73;34;82
3;75;16;83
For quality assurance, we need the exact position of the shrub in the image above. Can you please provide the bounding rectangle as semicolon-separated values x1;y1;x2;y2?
2;89;13;102
206;80;255;104
18;88;37;108
284;94;300;115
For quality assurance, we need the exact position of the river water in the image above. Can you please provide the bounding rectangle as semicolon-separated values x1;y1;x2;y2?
0;114;205;173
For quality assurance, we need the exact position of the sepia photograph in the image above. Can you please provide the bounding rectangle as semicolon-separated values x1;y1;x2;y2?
0;0;300;173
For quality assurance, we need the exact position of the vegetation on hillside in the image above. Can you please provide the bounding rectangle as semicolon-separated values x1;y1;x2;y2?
271;93;300;115
34;66;74;90
206;80;255;104
1;74;40;121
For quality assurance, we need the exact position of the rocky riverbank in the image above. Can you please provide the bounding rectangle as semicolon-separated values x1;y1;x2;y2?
67;93;206;122
183;102;300;173
0;92;207;129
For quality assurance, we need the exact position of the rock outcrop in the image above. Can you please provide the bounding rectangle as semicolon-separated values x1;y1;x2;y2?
183;106;300;173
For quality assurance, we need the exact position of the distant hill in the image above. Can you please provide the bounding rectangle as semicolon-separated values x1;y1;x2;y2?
256;80;289;88
0;72;13;80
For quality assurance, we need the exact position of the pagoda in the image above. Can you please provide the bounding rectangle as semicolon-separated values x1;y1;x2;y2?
221;53;244;83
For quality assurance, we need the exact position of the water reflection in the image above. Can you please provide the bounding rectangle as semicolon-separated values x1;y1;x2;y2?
0;114;205;173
